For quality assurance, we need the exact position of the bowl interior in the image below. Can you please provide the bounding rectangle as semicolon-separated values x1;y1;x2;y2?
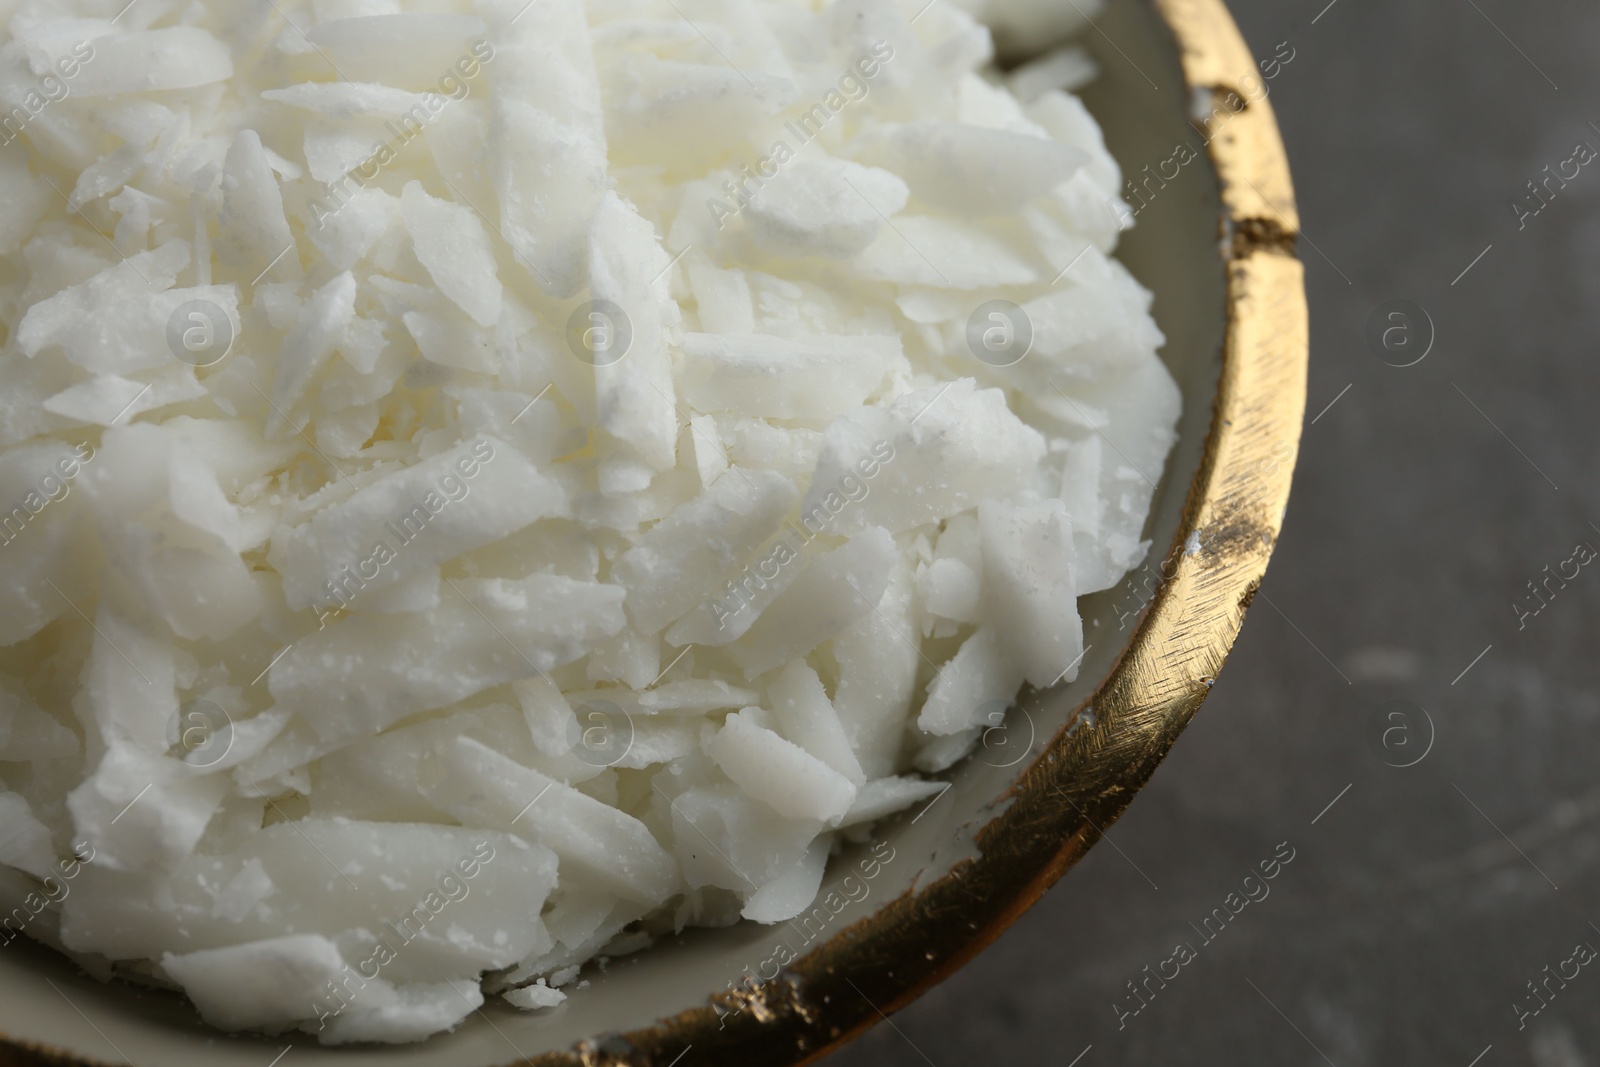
0;2;1228;1063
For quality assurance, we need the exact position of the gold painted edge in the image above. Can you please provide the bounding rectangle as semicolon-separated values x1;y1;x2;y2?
0;0;1305;1063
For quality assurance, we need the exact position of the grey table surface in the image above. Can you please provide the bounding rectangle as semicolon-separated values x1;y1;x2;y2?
824;1;1600;1065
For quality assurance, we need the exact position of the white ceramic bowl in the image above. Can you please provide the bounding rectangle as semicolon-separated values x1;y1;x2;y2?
0;1;1305;1063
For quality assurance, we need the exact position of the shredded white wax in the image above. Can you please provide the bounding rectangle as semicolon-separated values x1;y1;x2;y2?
0;0;1175;1044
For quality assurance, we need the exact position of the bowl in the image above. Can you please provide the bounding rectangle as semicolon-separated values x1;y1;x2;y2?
0;0;1306;1063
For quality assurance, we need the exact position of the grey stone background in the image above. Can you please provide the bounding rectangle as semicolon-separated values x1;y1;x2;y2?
825;1;1600;1064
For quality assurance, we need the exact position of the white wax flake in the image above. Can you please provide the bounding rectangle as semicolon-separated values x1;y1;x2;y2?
403;310;496;373
69;822;557;975
669;782;823;894
0;793;56;879
742;836;830;923
979;496;1083;688
428;737;680;905
505;979;566;1010
67;742;229;874
218;130;299;282
0;0;1179;1044
306;14;490;87
0;153;50;255
42;370;207;426
859;121;1086;216
71;28;234;97
211;859;275;922
769;660;865;786
604;58;798;173
262;82;435;119
401;181;503;328
304;184;398;267
589;190;678;471
317;979;484;1045
1009;46;1101;102
725;526;899;674
679;332;901;420
269;574;626;743
917;626;1027;736
849;214;1041;288
268;271;357;434
833;558;919;778
838;776;948;828
742;158;909;259
802;379;1047;535
163;934;372;1032
79;424;262;639
274;435;566;608
707;710;857;822
17;241;195;374
490;0;608;297
0;677;78;762
612;468;796;634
